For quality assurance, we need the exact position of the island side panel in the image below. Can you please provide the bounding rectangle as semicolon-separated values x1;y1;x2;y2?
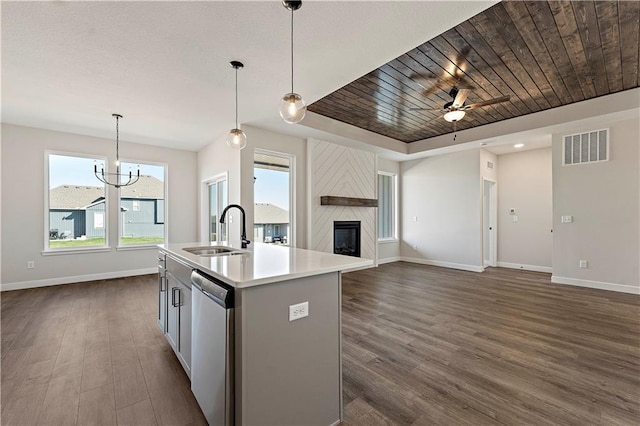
235;272;341;426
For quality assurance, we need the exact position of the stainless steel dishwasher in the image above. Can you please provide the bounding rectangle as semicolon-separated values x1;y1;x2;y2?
190;270;234;426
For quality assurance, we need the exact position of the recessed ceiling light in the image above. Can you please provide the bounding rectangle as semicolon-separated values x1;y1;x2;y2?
514;143;524;148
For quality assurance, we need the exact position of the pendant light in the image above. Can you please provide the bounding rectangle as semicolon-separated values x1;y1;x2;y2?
94;114;140;188
279;0;306;124
226;61;247;150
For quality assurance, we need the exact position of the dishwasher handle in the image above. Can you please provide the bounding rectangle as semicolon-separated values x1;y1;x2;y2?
190;271;233;309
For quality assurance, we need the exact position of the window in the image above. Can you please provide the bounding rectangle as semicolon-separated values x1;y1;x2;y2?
378;172;397;241
47;153;107;250
118;162;166;246
254;150;293;245
208;177;228;243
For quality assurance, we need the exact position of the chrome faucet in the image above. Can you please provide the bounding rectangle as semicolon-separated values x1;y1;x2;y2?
220;204;251;249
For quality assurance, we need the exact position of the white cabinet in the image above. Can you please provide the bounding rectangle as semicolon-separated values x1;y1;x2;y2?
163;254;193;378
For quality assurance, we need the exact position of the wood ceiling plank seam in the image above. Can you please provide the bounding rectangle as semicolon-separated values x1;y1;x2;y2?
338;84;435;133
547;1;598;99
523;0;586;103
593;1;623;93
571;1;611;96
369;68;445;114
377;64;448;110
617;0;640;90
471;6;553;111
426;35;515;120
461;18;544;114
490;3;563;108
391;55;454;105
442;26;532;116
501;1;575;105
337;81;452;135
356;74;476;130
419;40;511;123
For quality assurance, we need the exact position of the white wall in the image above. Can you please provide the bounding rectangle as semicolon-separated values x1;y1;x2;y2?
377;157;400;263
240;126;307;248
497;148;552;272
197;134;242;243
552;117;639;294
308;139;377;261
400;149;483;272
1;123;197;290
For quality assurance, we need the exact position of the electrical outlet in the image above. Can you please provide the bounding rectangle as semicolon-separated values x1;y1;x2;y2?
579;260;588;269
412;216;418;222
27;261;35;269
289;301;309;321
512;215;519;222
412;244;418;250
561;215;573;223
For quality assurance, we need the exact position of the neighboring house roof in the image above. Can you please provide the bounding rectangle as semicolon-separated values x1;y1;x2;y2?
254;203;289;224
50;176;164;209
50;186;104;210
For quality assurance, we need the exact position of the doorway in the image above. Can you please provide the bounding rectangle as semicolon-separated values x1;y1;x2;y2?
483;179;497;268
253;149;294;246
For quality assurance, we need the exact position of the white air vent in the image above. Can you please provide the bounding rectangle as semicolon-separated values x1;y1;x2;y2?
487;161;494;169
563;129;608;165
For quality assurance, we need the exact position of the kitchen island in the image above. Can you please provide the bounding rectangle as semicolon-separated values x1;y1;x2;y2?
158;242;372;426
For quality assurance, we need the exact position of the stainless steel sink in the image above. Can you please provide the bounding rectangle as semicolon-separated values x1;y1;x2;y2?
183;246;242;256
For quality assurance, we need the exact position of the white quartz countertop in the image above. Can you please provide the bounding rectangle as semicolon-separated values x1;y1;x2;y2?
158;242;373;288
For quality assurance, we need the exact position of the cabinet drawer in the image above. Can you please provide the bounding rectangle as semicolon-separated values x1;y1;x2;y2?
166;255;193;286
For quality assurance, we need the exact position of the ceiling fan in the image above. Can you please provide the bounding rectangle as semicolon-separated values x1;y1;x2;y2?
411;86;510;123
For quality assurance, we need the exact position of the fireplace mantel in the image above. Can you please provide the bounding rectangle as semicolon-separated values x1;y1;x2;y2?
320;196;378;207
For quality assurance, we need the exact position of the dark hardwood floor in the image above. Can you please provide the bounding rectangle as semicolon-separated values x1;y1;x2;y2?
341;263;640;426
1;263;638;425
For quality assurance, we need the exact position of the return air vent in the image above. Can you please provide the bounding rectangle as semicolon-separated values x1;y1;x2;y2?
563;129;608;165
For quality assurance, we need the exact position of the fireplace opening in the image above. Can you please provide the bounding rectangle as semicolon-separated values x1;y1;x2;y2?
334;221;361;257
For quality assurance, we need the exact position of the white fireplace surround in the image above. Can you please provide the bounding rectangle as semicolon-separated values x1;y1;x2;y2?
308;139;377;263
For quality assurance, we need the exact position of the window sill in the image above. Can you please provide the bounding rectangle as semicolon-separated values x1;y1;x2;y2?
378;238;398;244
117;244;163;251
42;247;111;256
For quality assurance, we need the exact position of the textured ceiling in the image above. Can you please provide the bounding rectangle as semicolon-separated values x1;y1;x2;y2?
1;1;495;151
308;0;640;143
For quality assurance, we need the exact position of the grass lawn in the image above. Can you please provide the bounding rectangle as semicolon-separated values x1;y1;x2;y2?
49;236;163;248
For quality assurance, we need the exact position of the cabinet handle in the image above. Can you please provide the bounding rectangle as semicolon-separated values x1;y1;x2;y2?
171;287;179;307
158;275;165;292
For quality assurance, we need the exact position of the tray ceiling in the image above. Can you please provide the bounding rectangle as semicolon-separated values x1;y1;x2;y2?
308;1;640;143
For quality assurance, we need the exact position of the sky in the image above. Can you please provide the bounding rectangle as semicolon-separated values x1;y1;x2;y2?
254;168;289;211
49;154;165;189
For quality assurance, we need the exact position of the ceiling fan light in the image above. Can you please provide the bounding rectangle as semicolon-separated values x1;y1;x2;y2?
279;92;306;124
226;128;247;150
444;110;465;122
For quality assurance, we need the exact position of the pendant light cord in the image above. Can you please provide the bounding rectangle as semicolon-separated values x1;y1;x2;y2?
115;115;120;167
290;7;294;94
235;66;239;129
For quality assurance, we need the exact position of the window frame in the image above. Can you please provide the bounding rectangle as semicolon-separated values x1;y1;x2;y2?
117;159;168;250
377;171;398;242
43;151;110;255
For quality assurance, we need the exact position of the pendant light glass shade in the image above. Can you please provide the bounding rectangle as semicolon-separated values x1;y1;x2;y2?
281;1;305;124
226;128;247;149
279;92;306;124
227;61;247;150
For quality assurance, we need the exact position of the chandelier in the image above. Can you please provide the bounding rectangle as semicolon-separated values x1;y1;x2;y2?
94;114;140;188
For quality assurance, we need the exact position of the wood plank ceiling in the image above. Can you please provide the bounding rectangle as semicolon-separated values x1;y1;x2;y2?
308;1;640;143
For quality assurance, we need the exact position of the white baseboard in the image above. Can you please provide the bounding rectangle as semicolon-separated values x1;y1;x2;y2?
400;257;484;273
1;268;157;292
497;262;552;273
551;275;640;295
377;256;401;265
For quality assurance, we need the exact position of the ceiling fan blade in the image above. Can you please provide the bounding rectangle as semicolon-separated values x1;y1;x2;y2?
453;89;471;107
464;95;510;110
